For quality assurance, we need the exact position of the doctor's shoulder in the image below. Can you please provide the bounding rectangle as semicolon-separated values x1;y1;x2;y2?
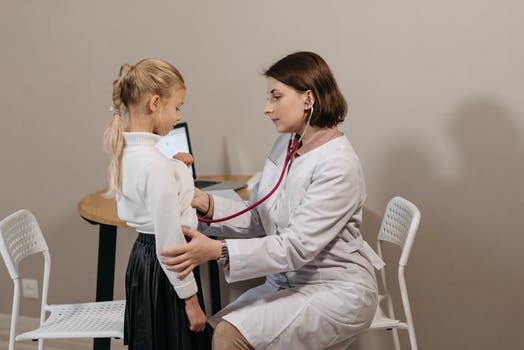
316;139;363;178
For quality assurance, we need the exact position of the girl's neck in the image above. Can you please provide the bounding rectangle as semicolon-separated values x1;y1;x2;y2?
127;114;155;133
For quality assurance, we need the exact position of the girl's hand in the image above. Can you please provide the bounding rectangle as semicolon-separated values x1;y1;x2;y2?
173;152;193;167
192;188;210;213
160;227;222;279
184;294;207;332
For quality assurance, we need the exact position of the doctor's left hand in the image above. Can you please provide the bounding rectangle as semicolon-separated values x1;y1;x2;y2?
161;227;222;279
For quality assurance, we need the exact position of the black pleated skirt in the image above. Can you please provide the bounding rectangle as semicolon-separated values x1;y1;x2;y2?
124;233;212;350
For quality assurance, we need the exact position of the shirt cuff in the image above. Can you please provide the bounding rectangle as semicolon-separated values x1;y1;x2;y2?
174;276;198;299
222;238;250;283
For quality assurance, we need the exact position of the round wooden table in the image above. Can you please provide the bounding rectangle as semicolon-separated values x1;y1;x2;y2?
78;189;127;227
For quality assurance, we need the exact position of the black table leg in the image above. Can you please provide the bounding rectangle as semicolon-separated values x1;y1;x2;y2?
208;260;222;314
93;224;117;350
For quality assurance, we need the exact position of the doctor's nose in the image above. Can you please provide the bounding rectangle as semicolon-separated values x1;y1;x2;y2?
264;101;273;116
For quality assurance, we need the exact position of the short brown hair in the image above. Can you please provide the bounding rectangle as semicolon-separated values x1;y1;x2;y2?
264;51;347;128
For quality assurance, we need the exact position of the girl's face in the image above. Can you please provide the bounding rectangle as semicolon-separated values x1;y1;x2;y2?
153;88;186;136
264;77;308;134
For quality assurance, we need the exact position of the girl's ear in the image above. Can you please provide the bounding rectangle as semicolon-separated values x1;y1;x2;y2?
147;94;161;112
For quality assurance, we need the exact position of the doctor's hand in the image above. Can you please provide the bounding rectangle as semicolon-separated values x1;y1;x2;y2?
173;152;193;167
160;227;222;279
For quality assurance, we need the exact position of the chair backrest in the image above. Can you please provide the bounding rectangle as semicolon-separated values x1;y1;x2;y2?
377;196;420;267
0;209;49;280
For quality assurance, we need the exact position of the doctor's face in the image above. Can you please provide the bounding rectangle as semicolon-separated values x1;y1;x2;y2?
264;77;308;134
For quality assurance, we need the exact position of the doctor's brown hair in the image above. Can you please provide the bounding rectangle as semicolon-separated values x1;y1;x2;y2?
103;58;185;198
264;51;347;128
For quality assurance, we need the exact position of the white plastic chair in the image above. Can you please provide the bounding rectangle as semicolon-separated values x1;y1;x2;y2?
0;209;125;350
367;196;421;350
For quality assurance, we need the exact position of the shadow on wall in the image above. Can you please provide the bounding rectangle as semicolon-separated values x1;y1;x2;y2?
351;99;524;350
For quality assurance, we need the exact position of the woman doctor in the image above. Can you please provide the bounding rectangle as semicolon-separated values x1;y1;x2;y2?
160;51;384;349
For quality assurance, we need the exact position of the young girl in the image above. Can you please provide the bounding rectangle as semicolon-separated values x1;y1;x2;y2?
103;58;211;350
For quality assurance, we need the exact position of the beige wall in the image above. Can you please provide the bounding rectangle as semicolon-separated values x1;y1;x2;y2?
1;1;523;349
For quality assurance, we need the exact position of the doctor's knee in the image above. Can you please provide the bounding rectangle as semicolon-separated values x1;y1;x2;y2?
212;321;254;350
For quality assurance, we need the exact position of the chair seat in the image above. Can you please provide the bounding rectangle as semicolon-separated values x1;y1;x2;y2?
369;304;407;330
16;300;125;341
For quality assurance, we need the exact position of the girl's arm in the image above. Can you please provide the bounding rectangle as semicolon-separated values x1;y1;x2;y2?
147;161;208;331
145;161;198;299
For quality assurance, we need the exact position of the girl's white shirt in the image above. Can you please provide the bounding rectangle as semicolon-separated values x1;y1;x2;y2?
116;132;198;299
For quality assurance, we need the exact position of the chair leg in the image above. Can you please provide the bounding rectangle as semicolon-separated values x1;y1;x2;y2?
8;316;16;350
391;329;418;350
9;282;21;350
407;329;418;350
392;328;401;350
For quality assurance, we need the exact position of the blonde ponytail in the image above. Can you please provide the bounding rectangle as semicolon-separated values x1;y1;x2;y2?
103;64;132;198
103;113;125;198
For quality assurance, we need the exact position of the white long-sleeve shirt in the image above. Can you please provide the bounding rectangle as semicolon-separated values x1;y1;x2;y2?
116;132;198;299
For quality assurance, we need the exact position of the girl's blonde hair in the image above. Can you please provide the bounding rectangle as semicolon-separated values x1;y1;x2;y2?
103;58;185;198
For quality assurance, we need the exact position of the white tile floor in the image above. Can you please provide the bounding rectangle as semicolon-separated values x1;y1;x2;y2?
0;314;126;350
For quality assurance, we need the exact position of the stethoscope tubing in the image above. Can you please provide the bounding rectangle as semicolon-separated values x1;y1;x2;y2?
198;136;300;223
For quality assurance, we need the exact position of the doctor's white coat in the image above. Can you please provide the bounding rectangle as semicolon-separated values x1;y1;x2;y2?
206;134;383;349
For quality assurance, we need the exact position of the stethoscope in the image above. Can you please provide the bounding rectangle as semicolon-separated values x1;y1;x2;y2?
198;106;313;224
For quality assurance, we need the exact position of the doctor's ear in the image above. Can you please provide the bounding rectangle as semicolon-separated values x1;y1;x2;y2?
304;92;315;109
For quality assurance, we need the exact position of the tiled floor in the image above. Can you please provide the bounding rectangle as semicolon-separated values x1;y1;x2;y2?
0;314;126;350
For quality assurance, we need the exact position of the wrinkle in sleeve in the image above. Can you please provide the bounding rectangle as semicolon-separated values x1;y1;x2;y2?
226;158;364;283
145;162;197;299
